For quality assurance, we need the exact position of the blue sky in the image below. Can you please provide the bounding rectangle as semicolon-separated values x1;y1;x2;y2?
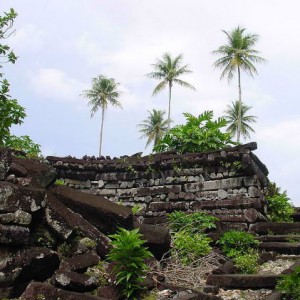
2;0;300;205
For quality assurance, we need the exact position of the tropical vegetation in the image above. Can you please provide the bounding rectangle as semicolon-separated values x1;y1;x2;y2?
154;110;236;153
224;100;257;141
82;75;122;157
137;109;168;148
147;52;196;129
212;26;265;142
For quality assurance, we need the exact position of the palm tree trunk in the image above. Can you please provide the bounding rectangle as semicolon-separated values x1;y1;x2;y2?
168;81;172;130
237;66;242;143
99;106;105;157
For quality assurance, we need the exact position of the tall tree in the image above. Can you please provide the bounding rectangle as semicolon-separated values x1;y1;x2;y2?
147;53;196;129
137;109;168;149
212;26;265;142
224;100;257;141
82;76;122;157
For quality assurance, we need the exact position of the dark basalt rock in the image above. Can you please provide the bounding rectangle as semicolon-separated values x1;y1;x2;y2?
7;163;28;177
0;224;30;245
60;252;100;272
51;186;133;234
52;269;99;292
20;281;109;300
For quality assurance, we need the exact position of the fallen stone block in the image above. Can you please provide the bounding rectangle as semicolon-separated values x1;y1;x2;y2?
0;210;32;225
0;224;30;245
52;269;98;292
51;186;133;234
250;222;300;235
206;274;279;289
45;193;111;258
20;281;109;300
259;242;300;254
60;252;100;272
134;222;171;260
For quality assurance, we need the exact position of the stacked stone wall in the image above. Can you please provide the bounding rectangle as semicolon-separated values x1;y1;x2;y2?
47;142;269;230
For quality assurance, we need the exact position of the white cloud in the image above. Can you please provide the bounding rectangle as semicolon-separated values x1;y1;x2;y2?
30;68;86;103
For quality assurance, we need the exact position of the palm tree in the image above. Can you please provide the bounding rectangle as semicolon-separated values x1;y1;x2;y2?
212;26;265;142
224;100;257;141
137;109;168;149
147;53;196;129
82;75;122;157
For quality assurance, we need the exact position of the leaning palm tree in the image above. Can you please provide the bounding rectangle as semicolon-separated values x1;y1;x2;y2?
224;100;257;141
137;109;169;149
82;75;122;157
147;53;196;129
212;26;265;142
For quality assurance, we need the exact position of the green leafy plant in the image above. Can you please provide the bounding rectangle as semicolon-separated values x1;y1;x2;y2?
232;250;259;274
276;266;300;300
5;135;41;157
54;179;66;186
267;191;294;222
173;230;212;265
218;230;259;258
132;203;143;215
154;111;236;153
107;228;153;299
168;210;218;234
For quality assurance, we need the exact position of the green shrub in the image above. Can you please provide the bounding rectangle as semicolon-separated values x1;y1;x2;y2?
167;210;218;234
54;179;66;186
267;191;294;222
276;266;300;300
232;250;259;274
173;230;212;265
5;135;41;157
153;111;236;153
107;228;153;299
218;230;259;258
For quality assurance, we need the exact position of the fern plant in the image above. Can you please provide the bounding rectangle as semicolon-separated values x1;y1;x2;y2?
107;228;153;299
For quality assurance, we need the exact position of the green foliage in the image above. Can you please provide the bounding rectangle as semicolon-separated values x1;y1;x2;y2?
276;266;300;300
54;179;66;186
232;250;259;274
85;261;108;286
168;210;218;234
218;230;259;258
57;242;73;258
5;135;41;157
173;230;212;265
107;228;153;299
154;111;236;153
131;203;143;215
266;182;294;222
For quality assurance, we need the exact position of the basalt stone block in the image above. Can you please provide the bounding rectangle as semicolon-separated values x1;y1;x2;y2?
0;182;46;213
60;252;100;272
134;222;171;260
137;185;181;196
148;201;188;213
0;247;59;297
259;242;300;254
45;194;111;258
11;156;57;189
212;260;238;274
51;186;133;234
52;269;98;292
20;282;108;300
7;163;28;177
250;222;300;235
0;224;30;245
206;274;279;289
0;210;32;225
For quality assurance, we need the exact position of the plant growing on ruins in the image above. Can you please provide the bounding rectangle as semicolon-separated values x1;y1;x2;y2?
82;75;122;157
147;52;196;129
137;109;169;148
168;210;218;234
154;111;236;153
232;249;259;274
107;228;153;299
212;26;265;142
266;186;294;222
173;230;212;265
276;266;300;300
218;230;259;258
5;135;41;157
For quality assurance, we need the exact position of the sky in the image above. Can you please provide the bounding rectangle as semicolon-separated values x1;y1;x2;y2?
1;0;300;205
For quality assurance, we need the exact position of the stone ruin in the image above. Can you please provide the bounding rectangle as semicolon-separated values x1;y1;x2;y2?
0;143;276;299
47;142;269;231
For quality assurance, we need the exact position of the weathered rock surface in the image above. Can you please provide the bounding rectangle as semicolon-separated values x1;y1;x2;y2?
51;186;133;234
250;222;300;234
134;221;171;260
20;282;109;300
60;252;100;272
0;224;30;245
45;193;111;257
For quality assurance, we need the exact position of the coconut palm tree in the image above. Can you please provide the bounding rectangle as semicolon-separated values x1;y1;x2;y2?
82;75;122;157
212;26;265;142
137;109;169;149
224;100;257;141
147;53;196;129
